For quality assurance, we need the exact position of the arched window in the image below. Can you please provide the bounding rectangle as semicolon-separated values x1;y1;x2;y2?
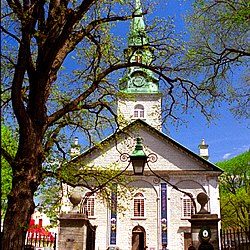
134;193;145;217
182;195;195;219
134;104;144;119
84;192;95;217
135;51;142;63
135;55;142;63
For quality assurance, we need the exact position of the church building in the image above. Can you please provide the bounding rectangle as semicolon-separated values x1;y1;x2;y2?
64;1;222;249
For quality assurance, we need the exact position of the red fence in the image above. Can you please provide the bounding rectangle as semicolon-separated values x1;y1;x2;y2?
25;232;56;249
220;227;250;250
0;233;56;250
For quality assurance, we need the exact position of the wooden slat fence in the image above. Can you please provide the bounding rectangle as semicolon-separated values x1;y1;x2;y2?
220;227;250;250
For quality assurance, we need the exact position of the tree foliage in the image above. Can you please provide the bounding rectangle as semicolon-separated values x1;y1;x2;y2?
217;151;250;229
185;0;250;118
1;125;17;217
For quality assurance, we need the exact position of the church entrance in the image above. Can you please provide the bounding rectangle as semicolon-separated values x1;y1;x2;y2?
132;226;146;250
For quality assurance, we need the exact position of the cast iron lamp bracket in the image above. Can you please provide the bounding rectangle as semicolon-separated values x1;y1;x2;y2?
120;137;157;175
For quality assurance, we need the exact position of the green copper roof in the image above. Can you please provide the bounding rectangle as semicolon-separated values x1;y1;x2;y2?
119;0;159;94
130;137;147;158
128;0;149;46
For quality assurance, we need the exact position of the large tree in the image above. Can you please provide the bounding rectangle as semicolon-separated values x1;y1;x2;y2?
0;0;241;248
185;0;249;118
218;151;250;229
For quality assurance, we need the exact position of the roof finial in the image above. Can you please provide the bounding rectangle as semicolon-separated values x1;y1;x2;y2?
70;137;81;158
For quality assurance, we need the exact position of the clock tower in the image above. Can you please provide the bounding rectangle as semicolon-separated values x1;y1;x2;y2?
117;0;162;130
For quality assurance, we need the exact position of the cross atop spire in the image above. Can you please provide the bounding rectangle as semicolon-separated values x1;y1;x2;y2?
128;0;149;46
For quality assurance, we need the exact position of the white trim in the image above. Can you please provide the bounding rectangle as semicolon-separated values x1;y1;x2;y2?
133;104;145;119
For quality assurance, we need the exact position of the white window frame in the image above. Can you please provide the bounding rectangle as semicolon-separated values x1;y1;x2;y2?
182;194;195;219
134;104;145;119
134;51;143;63
133;193;145;218
135;54;142;63
84;193;95;218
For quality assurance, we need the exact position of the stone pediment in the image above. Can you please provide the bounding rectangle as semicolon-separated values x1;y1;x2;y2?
71;119;222;174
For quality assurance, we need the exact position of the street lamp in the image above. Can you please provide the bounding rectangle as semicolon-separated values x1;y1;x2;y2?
120;137;157;175
130;137;148;175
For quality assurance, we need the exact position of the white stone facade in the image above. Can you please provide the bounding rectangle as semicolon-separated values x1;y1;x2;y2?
64;124;222;250
117;93;162;131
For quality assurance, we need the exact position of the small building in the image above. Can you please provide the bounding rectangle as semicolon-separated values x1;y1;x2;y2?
26;211;55;248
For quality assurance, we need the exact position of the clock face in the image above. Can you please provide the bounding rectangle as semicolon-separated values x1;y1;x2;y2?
132;76;145;87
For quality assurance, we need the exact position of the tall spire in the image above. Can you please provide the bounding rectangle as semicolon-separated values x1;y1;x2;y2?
119;0;158;94
128;0;149;46
117;0;162;131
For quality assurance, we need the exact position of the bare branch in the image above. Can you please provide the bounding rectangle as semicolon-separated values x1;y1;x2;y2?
1;54;16;66
0;25;21;43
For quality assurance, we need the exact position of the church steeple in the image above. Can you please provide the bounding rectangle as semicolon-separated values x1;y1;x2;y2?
117;0;162;131
120;0;159;94
128;0;148;47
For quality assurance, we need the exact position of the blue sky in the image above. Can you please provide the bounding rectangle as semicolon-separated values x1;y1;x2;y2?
154;0;249;163
167;106;249;163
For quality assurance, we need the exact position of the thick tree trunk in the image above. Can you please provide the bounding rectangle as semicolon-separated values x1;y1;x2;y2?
2;177;36;249
2;134;43;250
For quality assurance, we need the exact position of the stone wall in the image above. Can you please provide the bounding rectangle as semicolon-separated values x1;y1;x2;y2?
87;174;220;250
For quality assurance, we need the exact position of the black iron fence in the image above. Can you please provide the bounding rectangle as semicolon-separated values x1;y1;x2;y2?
220;227;250;250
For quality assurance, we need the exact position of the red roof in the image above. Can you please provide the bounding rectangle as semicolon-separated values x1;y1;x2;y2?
27;219;54;241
